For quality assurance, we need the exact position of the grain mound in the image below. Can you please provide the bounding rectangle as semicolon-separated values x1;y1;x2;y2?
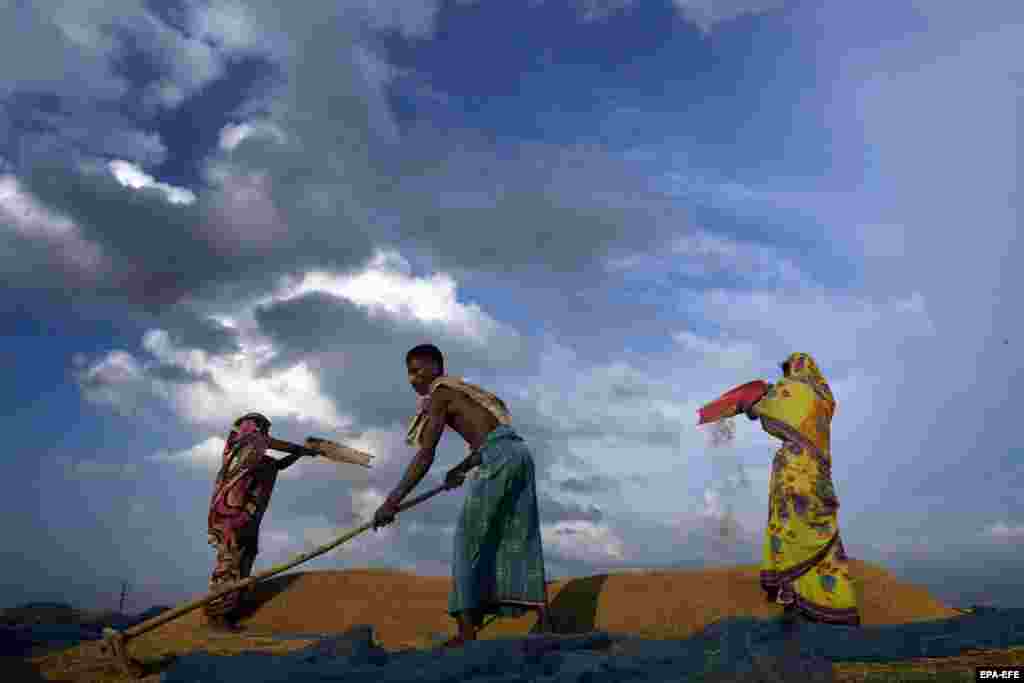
25;560;961;681
161;560;958;647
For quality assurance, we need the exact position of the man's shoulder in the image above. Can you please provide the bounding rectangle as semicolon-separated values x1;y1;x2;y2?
430;384;460;403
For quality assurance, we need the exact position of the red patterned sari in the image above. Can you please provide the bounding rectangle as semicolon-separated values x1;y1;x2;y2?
204;419;279;620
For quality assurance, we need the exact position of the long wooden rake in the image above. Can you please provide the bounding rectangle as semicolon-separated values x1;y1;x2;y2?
100;483;449;678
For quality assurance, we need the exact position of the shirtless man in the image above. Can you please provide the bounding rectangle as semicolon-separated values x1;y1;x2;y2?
373;344;548;646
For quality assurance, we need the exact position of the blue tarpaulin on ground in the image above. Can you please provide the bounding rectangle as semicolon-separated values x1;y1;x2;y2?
155;609;1024;682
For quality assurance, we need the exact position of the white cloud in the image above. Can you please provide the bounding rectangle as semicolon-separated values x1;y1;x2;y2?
77;328;345;432
262;530;295;548
607;229;807;288
352;43;399;103
203;168;288;247
140;13;227;107
143;81;187;109
108;160;197;205
149;432;357;482
522;311;899;528
0;1;128;98
189;1;262;52
671;231;806;284
358;0;443;39
274;250;510;346
1;176;77;241
665;488;761;552
302;520;342;548
532;358;686;443
542;520;626;562
76;249;517;460
700;487;726;519
0;174;106;274
527;339;769;470
986;523;1024;541
56;1;231;105
352;488;386;523
525;346;719;517
74;350;156;418
672;331;759;370
671;0;785;32
150;436;226;473
256;529;301;560
569;0;638;22
692;287;935;368
218;122;287;152
565;0;784;30
150;329;345;429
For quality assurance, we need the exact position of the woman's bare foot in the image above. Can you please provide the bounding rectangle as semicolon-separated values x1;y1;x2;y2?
206;616;244;633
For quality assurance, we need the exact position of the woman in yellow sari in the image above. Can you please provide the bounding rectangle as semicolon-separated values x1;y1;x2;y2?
744;352;860;625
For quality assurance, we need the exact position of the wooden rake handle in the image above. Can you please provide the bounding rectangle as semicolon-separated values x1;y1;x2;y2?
103;483;450;663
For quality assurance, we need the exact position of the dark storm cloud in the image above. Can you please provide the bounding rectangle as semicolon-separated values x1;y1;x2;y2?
253;291;409;355
152;54;281;188
16;161;216;305
11;159;363;311
1;92;168;169
152;308;241;355
0;2;374;311
253;290;530;430
3;0;694;327
380;129;688;277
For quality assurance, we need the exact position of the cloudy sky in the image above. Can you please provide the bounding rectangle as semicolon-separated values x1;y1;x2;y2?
2;0;1021;614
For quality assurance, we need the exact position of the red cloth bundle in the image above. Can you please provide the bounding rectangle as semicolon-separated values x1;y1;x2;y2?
697;380;771;425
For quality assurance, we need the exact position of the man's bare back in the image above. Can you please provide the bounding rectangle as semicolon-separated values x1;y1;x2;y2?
436;386;500;453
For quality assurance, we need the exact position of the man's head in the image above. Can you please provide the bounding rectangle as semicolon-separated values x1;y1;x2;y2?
406;344;444;395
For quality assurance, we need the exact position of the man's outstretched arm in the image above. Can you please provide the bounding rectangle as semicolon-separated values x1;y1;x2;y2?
265;438;315;471
384;388;450;508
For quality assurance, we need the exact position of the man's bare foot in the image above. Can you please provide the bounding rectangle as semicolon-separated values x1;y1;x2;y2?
442;635;467;648
452;609;478;644
534;607;551;633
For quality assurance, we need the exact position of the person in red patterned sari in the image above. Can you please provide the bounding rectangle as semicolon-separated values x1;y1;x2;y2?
204;413;311;631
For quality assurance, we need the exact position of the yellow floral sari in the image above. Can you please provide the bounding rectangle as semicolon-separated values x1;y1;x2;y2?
753;352;860;625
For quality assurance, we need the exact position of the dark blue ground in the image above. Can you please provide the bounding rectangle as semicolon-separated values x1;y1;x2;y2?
0;609;167;658
152;609;1024;682
5;608;1020;681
